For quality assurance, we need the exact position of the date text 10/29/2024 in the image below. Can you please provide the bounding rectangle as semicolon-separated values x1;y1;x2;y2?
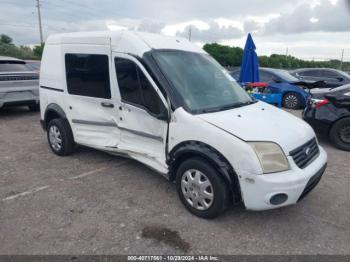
127;256;219;261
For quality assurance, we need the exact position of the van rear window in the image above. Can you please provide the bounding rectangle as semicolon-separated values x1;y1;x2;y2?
65;54;111;99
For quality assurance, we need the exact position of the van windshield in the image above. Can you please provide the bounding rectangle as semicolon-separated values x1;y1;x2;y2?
152;50;253;113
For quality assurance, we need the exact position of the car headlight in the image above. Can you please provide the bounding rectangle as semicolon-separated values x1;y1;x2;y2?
248;142;289;174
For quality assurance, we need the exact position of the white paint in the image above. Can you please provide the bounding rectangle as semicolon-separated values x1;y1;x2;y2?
106;23;128;31
3;185;50;201
198;102;315;153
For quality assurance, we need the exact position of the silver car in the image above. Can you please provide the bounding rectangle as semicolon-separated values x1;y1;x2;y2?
0;56;39;111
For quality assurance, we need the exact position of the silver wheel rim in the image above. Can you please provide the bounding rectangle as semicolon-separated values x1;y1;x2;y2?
49;125;62;151
284;94;298;108
339;125;350;143
181;169;214;211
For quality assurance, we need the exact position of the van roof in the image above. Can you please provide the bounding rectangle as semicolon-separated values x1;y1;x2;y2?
46;30;205;57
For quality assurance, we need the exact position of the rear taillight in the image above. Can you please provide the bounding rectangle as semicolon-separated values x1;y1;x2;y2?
312;98;329;109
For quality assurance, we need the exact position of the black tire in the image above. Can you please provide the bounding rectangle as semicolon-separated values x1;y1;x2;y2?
283;92;300;109
175;157;230;219
28;104;40;112
47;118;75;156
329;118;350;151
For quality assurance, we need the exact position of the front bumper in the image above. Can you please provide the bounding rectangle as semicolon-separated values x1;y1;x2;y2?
241;146;327;211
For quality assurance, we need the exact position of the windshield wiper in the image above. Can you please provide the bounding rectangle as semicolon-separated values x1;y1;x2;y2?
198;100;256;114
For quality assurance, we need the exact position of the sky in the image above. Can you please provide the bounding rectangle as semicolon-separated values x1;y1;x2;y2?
1;0;350;61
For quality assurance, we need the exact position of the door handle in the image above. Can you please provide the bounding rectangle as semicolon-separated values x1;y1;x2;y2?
101;102;114;108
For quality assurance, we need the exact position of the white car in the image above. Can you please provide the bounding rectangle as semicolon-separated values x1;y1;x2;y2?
0;56;39;111
39;31;327;218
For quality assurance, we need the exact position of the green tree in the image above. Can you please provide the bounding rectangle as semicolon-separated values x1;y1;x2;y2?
203;43;243;66
203;42;350;72
33;43;44;59
0;34;36;59
0;34;13;44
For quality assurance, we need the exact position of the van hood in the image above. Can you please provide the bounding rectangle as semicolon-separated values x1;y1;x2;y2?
198;102;315;154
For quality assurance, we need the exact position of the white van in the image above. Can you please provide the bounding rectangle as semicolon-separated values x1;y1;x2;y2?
39;31;327;218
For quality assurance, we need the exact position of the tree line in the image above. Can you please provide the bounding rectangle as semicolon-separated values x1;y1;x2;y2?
203;43;350;72
0;34;43;60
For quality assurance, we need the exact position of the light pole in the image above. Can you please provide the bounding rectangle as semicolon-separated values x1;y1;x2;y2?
36;0;44;44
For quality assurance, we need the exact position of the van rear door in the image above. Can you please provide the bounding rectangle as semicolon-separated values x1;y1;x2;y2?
63;48;121;148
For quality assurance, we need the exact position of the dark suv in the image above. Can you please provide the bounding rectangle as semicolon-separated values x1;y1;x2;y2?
291;68;350;89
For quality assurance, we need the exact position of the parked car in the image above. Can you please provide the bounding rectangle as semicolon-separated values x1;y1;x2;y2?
230;68;319;109
303;84;350;151
291;68;350;89
40;31;327;218
258;68;313;109
0;56;40;111
25;60;41;73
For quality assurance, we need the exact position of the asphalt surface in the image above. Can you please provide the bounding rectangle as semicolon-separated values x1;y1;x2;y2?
0;107;349;255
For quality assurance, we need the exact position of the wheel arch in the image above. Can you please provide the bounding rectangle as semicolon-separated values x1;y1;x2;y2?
282;90;306;108
43;103;67;129
328;115;350;136
167;140;242;203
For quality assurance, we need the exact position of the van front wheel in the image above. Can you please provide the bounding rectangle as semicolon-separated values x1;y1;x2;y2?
47;118;74;156
176;157;229;219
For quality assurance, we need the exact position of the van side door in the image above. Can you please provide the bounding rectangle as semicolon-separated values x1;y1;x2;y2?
63;50;121;148
113;53;169;173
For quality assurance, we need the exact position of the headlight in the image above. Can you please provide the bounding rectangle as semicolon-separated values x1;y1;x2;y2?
248;142;289;174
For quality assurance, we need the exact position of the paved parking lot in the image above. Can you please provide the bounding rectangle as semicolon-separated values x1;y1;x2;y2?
0;107;349;255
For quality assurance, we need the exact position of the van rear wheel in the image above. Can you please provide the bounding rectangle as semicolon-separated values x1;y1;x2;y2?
47;118;75;156
175;157;229;219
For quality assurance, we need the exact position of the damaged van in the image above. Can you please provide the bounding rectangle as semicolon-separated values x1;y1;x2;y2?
40;31;327;218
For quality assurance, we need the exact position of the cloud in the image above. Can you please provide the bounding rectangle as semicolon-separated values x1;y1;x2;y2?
0;0;349;60
175;21;243;42
262;0;350;35
136;20;165;33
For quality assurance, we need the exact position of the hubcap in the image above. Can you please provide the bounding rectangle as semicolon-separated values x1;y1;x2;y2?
49;125;62;151
181;169;214;211
284;94;298;108
339;125;350;143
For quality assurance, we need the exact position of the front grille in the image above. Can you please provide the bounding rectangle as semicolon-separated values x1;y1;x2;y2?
0;75;39;81
290;138;319;169
297;163;327;202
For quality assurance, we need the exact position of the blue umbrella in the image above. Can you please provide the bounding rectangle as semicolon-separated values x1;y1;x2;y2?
239;33;260;83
